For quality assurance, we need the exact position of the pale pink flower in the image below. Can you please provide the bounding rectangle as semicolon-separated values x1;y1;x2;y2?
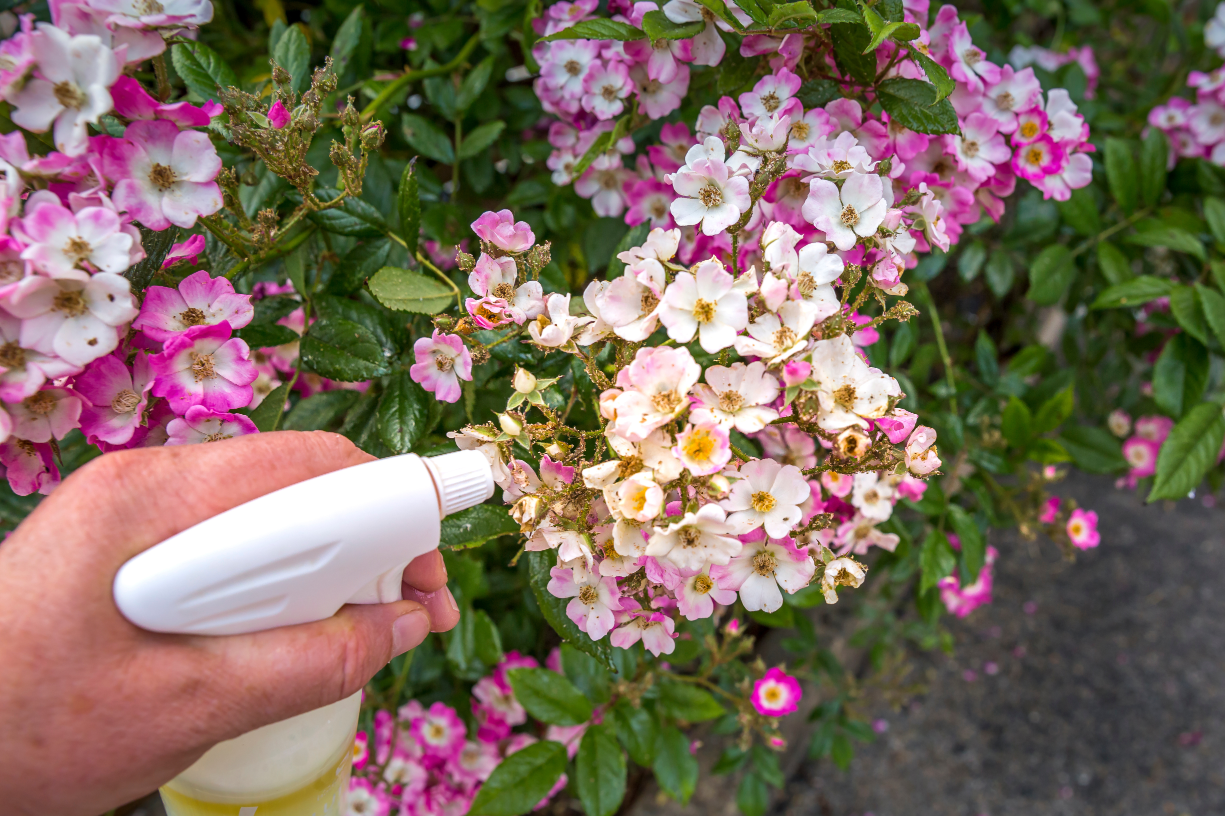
85;0;214;29
10;386;82;442
803;172;887;251
734;300;820;364
1036;152;1093;202
454;740;500;786
574;153;632;217
739;67;802;120
824;98;889;158
690;361;779;433
669;151;751;236
471;210;535;252
673;420;732;476
76;352;152;445
614;470;664;522
646;503;741;571
411;702;467;761
850;472;895;522
947;22;1000;93
102;120;223;230
472;675;526;727
905;426;941;476
793;131;877;180
465;252;544;329
755;423;817;469
164;405;257;445
596;257;666;341
410;330;472;403
0;437;59;495
582;61;631;120
547;564;621;640
1135;415;1174;443
676;569;736;619
1066;508;1100;550
786;108;834;153
821;470;853;498
8;25;120;156
610;345;701;441
1107;409;1132;439
133;269;254;342
0;312;81;402
939;547;997;617
713;537;815;613
833;515;900;556
541;40;601;97
150;322;257;413
529;292;592;348
981;66;1041;133
658;258;748;352
17;203;132;278
751;667;801;716
1123;436;1159;481
723;458;809;538
809;335;901;431
948;112;1011;182
609;603;676;656
662;0;724;65
632;62;689;120
2;273;137;366
1011;108;1048;144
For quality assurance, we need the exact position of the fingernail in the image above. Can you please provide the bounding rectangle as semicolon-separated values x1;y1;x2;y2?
392;610;430;657
445;586;459;612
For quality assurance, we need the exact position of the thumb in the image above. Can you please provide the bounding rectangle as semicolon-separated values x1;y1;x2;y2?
197;600;432;738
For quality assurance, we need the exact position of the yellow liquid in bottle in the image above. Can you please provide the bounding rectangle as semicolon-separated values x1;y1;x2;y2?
159;737;354;816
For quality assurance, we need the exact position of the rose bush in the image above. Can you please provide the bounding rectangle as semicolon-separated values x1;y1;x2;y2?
0;0;1220;814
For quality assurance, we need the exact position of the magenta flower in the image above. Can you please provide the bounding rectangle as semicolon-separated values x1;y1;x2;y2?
149;322;257;413
110;75;212;128
267;100;291;129
76;352;153;446
876;408;918;444
18;203;134;278
0;437;60;496
10;386;83;442
1066;508;1100;550
470;210;535;253
409;330;472;404
133;269;254;342
609;603;676;656
1039;495;1061;524
161;234;206;268
102;119;223;230
939;547;998;617
1011;135;1064;182
582;61;632;120
164;405;258;445
751;667;802;717
3;273;138;366
411;702;467;761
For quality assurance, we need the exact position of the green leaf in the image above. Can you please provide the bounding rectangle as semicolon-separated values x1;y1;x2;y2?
1033;385;1074;435
958;240;987;281
575;725;627;816
831;732;854;769
281;389;361;431
272;23;311;94
611;700;658;766
560;643;613;705
737;774;769;816
247;383;291;433
749;743;785;788
796;79;841;109
695;0;745;30
338;386;384;455
1059;425;1127;474
974;330;998;387
378;372;430;454
1139;129;1169;209
656;680;725;722
368;266;453;313
1148;401;1225;501
729;0;769;24
1025;244;1075;306
716;42;760;95
1001;396;1032;447
171;42;239;101
458;120;507;160
440;503;520;550
1204;197;1225;246
473;609;505;666
527;551;614;668
1197;283;1225;350
948;505;985;582
235;322;299;348
540;19;646;41
875;78;960;136
468;740;567;816
605;222;650;279
911;49;954;102
124;225;177;292
398;159;421;258
1104;138;1138;215
863;20;919;53
456;56;495;113
507;667;594;726
1092;275;1174;309
299;317;392;382
1096;240;1132;285
642;9;704;41
1057;187;1100;236
919;528;955;595
402;113;456;164
1127;225;1206;261
329;5;366;78
1170;285;1210;345
769;1;819;28
830;20;876;86
653;727;698;804
306;188;388;237
984;249;1014;298
1153;334;1209;418
570;117;624;180
816;8;863;23
328;237;392;296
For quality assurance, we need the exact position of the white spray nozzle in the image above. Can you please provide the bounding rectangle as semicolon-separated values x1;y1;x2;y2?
113;451;495;637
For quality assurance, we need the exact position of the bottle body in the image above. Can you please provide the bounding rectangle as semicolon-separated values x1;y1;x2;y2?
159;692;361;816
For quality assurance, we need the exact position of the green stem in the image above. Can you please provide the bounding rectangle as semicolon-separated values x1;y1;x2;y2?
360;34;481;123
452;117;462;196
915;281;957;417
152;54;171;101
388;648;416;707
414;250;463;310
224;225;315;280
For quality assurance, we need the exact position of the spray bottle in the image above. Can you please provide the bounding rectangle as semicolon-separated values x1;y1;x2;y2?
112;449;495;816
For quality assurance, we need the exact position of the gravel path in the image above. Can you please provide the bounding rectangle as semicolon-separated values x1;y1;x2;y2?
777;475;1225;816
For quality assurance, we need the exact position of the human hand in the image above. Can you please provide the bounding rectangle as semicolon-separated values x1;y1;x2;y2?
0;431;460;816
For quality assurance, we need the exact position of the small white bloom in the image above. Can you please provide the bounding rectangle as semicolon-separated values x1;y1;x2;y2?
809;334;901;431
658;258;749;353
850;471;896;522
712;538;816;613
722;457;809;538
645;503;742;572
734;300;818;364
689;361;780;433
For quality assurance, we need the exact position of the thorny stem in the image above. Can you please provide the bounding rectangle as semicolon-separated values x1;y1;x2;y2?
360;34;481;123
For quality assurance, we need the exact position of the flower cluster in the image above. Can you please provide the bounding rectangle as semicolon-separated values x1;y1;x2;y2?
533;2;1093;247
1147;4;1225;166
346;652;582;816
